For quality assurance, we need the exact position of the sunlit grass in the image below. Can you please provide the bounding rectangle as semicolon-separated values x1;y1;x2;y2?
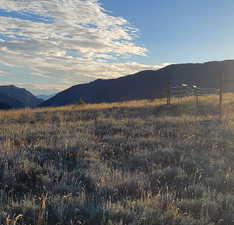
1;93;234;224
0;93;225;120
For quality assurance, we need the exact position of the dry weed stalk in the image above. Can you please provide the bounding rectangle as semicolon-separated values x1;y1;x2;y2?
37;194;48;225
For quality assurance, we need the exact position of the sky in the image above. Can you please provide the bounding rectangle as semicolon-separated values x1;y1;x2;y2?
0;0;234;95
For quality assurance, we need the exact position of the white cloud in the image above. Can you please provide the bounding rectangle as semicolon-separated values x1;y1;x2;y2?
0;0;168;93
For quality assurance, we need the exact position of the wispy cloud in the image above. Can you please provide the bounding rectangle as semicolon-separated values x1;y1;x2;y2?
0;0;168;93
0;67;11;76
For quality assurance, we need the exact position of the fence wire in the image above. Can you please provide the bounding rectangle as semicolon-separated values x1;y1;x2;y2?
170;86;219;98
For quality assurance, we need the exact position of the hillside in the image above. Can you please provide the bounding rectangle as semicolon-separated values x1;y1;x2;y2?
0;85;43;108
0;102;11;110
41;60;234;107
0;92;25;109
1;95;234;224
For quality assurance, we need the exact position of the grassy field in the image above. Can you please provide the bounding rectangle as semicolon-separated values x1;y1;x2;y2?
1;94;234;225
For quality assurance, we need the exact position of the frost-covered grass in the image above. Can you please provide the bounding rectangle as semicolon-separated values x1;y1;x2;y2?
1;94;234;224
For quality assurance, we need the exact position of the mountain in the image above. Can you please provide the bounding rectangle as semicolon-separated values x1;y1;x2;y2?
0;85;43;108
0;92;25;109
41;60;234;107
0;102;12;110
36;94;56;101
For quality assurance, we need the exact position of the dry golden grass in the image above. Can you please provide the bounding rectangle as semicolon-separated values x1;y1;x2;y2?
0;93;223;120
1;93;234;224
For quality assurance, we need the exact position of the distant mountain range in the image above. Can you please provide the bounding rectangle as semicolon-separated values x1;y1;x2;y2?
41;60;234;107
36;94;56;101
0;85;43;109
2;60;234;109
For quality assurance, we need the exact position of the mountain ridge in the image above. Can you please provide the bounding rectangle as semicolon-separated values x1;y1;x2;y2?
0;85;43;108
41;60;234;107
36;94;56;101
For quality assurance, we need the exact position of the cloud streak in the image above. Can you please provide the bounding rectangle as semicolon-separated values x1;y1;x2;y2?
0;0;168;93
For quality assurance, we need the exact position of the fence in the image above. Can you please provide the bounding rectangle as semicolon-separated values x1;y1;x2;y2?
165;74;234;120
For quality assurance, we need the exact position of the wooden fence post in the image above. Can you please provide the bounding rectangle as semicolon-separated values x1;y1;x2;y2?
167;80;171;105
219;73;224;121
195;92;199;109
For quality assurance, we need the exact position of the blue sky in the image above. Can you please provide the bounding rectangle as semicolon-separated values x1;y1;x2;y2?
102;0;234;64
0;0;233;94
